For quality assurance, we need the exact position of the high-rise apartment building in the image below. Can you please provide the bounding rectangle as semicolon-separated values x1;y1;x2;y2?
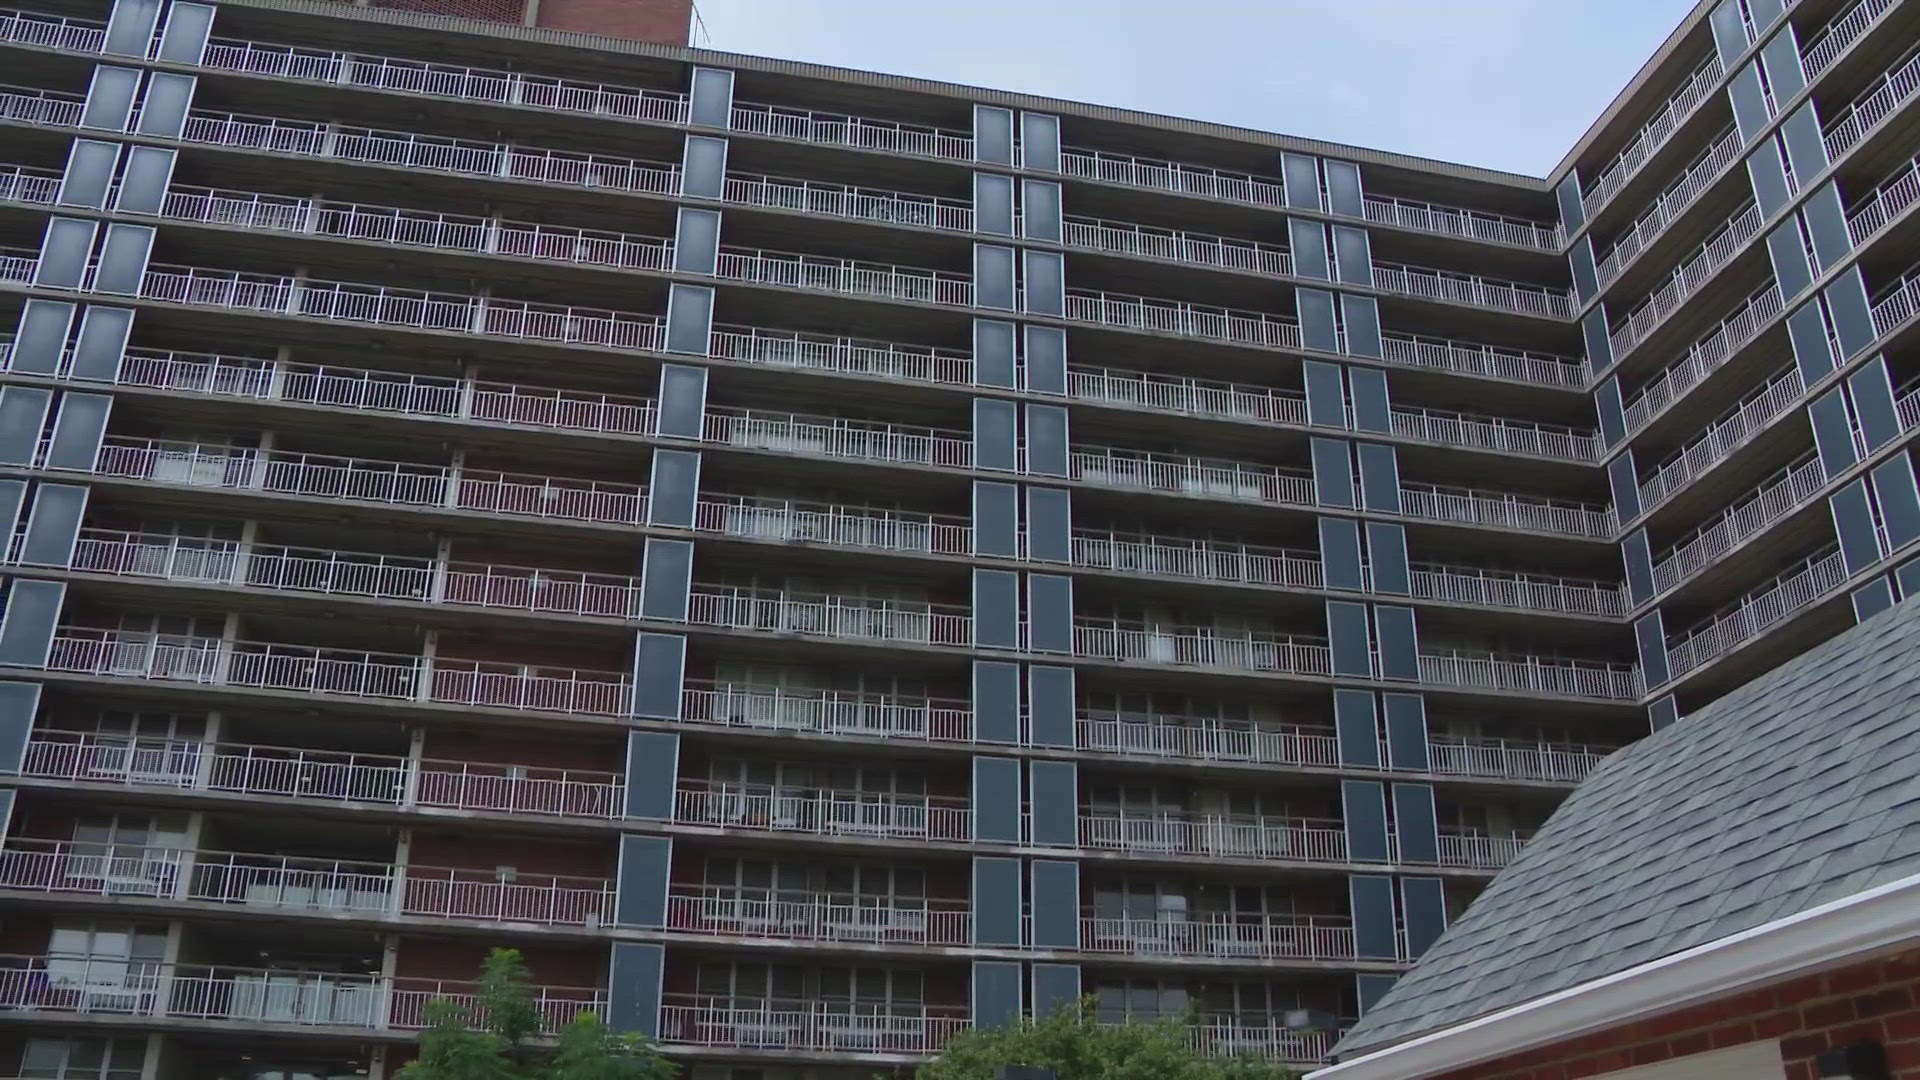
0;0;1912;1076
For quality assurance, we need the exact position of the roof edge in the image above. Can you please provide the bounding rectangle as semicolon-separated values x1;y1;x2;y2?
216;0;1552;190
1311;870;1920;1080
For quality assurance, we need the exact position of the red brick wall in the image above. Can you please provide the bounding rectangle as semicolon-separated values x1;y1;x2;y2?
1429;950;1920;1080
361;0;692;44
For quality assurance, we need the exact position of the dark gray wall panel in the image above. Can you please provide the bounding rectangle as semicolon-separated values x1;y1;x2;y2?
0;388;52;466
0;681;42;773
1392;782;1438;863
1383;693;1430;771
973;399;1019;472
1342;780;1390;862
1327;600;1373;678
614;833;671;925
1350;874;1397;959
655;364;708;438
10;301;77;376
646;449;700;528
1026;574;1073;655
680;135;728;199
629;633;687;720
1028;665;1075;749
689;67;734;127
974;320;1017;388
973;480;1019;558
622;732;680;820
1367;523;1410;596
1028;760;1077;847
45;393;111;472
972;756;1021;842
607;943;663;1037
1334;689;1380;768
664;284;714;355
974;105;1015;166
972;569;1021;650
1030;859;1079;948
1026;486;1072;563
972;856;1022;946
973;661;1021;744
1402;877;1448;958
0;580;65;668
69;307;134;383
18;483;88;567
1023;326;1068;394
1319;517;1364;592
972;961;1023;1029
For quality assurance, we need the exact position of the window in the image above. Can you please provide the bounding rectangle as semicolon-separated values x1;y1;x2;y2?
21;1036;146;1079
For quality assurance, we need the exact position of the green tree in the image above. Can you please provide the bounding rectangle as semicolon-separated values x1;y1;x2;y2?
917;999;1298;1080
394;948;677;1080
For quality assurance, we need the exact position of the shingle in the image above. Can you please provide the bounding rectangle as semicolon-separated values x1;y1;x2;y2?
1335;598;1920;1057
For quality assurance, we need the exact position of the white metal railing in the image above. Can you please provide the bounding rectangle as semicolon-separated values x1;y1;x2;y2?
0;8;105;52
110;349;658;439
1191;1021;1338;1063
0;83;83;127
0;163;59;206
1427;736;1612;783
0;248;32;283
710;325;973;386
1620;283;1786;434
1071;621;1332;676
1362;193;1561;249
730;100;972;160
1059;147;1286;208
674;781;972;842
178;109;683;197
1065;364;1306;426
1389;406;1597;461
1399;484;1614;538
1075;712;1339;768
723;171;974;232
1079;916;1354;961
1871;267;1920;336
1435;832;1530;869
1637;366;1804;513
666;887;971;946
695;494;971;556
1071;447;1313;506
389;980;604;1035
1823;43;1920;161
201;36;690;124
704;407;973;469
1801;0;1897;79
681;683;974;744
155;184;675;272
1065;290;1301;350
715;246;971;306
1847;153;1920;244
1664;547;1848;679
1595;126;1743;287
1078;811;1349;862
1651;456;1827;593
686;586;971;647
1371;261;1572;318
1061;216;1294;276
1581;55;1724;217
83;437;649;527
659;997;967;1054
1900;381;1920;432
1609;201;1764;359
0;954;393;1029
1417;651;1641;699
1071;531;1322;590
1378;332;1585;387
1408;565;1627;617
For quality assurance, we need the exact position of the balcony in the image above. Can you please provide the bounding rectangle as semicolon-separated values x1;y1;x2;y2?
1078;811;1349;863
78;438;650;527
0;8;106;52
1608;201;1765;360
1871;265;1920;335
702;407;973;470
680;682;974;744
1378;332;1585;388
1071;619;1331;676
722;171;974;232
729;100;973;161
1417;650;1641;700
1619;282;1786;434
713;246;973;306
0;161;56;205
1847;152;1920;244
665;887;971;946
0;839;613;927
1663;546;1849;680
686;585;973;648
1822;42;1920;162
673;780;973;842
1359;193;1561;250
1580;55;1724;219
1190;1020;1337;1063
1407;564;1627;617
1062;216;1294;276
1078;915;1355;962
41;627;635;718
659;996;967;1055
1064;289;1300;350
695;494;972;556
1636;366;1805;513
1434;831;1529;869
17;730;623;821
1070;446;1312;506
1427;736;1613;783
1650;456;1826;594
1069;530;1322;590
1595;126;1742;288
1399;483;1614;538
0;953;599;1034
1387;406;1597;461
1369;261;1572;319
0;83;82;127
1075;711;1339;768
710;324;973;386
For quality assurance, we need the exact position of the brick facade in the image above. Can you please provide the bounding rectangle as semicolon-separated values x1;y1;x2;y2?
360;0;693;44
1427;950;1920;1080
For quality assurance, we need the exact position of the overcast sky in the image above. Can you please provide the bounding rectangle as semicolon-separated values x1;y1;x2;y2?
690;0;1699;178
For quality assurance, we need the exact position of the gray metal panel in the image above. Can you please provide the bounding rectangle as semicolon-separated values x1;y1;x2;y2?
1402;877;1448;958
1824;267;1877;360
1746;139;1793;215
1289;218;1331;280
974;244;1017;310
680;134;728;199
58;140;120;209
1553;173;1584;232
69;307;134;383
1026;486;1071;563
1393;782;1439;863
1787;298;1836;382
1024;403;1069;477
688;67;734;128
1358;973;1400;1016
1635;610;1670;689
1647;694;1679;731
0;580;66;668
0;483;22;564
972;856;1022;946
1607;453;1642;522
1023;325;1068;394
1853;577;1895;622
606;943;663;1037
1357;443;1401;513
42;396;106;466
1349;366;1391;432
1327;600;1372;678
1342;780;1390;863
0;388;52;466
973;480;1019;558
1872;453;1920;551
1809;386;1860;478
614;833;671;924
1764;220;1813;300
656;364;708;438
133;73;197;139
1312;437;1355;508
1349;874;1397;959
35;218;98;289
1022;250;1065;317
1800;182;1851;271
1303;360;1347;428
1568;237;1598;302
1367;522;1411;596
92;223;154;296
1026;574;1073;655
1333;225;1373;287
1019;112;1060;172
1021;179;1063;243
664;283;714;355
154;2;216;63
629;633;686;720
973;399;1018;472
1282;153;1322;209
9;301;77;376
974;173;1015;236
103;0;164;54
1334;689;1380;768
1028;759;1077;846
115;146;177;215
81;66;140;131
1726;62;1772;142
1326;160;1364;217
1901;557;1920;599
1031;964;1080;1020
1778;102;1828;186
1342;294;1383;359
1319;517;1364;592
1707;0;1750;62
1582;308;1613;373
972;961;1023;1029
1748;0;1783;30
1375;605;1418;682
1384;692;1430;772
18;483;89;567
972;756;1021;842
972;569;1021;650
671;208;721;275
1834;475;1884;574
973;105;1015;166
1595;378;1626;446
645;449;701;528
1299;288;1338;352
1030;859;1079;948
639;539;693;622
0;681;43;773
973;661;1020;744
974;320;1017;388
1028;665;1074;749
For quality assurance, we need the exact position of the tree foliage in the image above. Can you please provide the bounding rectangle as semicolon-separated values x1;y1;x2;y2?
395;948;676;1080
916;999;1299;1080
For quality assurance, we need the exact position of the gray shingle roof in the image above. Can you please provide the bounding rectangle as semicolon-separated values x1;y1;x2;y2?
1335;597;1920;1057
